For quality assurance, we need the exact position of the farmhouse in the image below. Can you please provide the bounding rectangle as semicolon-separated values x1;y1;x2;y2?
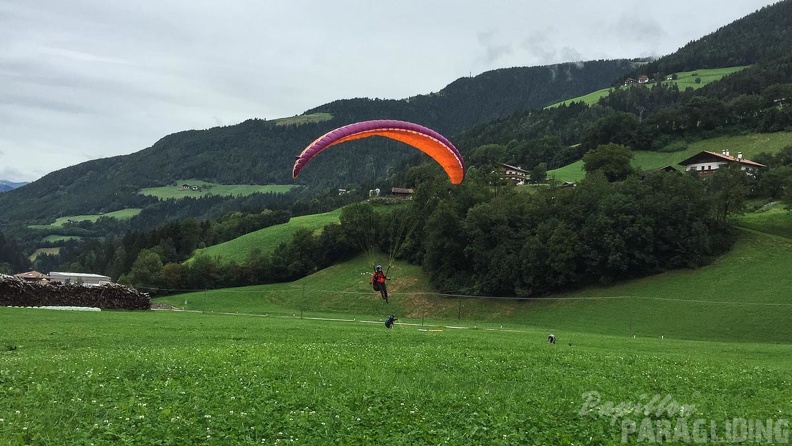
497;163;530;184
391;187;415;199
678;150;766;176
14;270;49;283
48;272;112;287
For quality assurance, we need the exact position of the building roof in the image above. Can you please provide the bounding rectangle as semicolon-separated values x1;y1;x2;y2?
14;270;47;279
500;163;529;173
639;165;679;179
49;271;111;280
391;187;415;194
678;151;766;168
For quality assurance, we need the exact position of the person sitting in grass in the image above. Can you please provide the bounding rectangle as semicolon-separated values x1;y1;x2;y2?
370;265;389;303
548;333;556;344
385;314;397;329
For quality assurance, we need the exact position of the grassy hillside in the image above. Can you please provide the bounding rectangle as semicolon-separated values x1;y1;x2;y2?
28;247;60;261
3;307;790;444
190;201;408;264
734;202;792;238
139;180;296;200
189;208;344;264
548;131;792;183
272;112;333;126
161;203;792;343
546;66;748;108
27;208;142;229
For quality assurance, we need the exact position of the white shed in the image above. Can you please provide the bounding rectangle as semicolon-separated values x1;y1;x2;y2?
48;272;112;287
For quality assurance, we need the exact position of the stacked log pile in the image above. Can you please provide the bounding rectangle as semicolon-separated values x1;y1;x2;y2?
0;274;150;310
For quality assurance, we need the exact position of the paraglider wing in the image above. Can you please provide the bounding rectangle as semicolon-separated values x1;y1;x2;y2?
292;120;465;184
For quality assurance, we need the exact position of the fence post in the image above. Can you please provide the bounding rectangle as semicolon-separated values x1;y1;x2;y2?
301;284;306;319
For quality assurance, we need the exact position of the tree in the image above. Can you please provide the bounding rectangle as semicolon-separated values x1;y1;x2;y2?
127;249;163;290
581;113;640;150
0;231;30;273
706;164;750;222
755;166;792;200
582;143;636;182
531;162;548;184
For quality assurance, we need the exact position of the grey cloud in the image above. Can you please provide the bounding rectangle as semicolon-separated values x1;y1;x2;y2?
0;166;28;183
477;31;513;64
520;28;582;66
612;14;668;42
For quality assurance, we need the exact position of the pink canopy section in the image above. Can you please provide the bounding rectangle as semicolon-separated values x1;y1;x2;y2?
291;119;466;184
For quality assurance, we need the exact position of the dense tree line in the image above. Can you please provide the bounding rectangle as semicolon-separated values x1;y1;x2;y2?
406;157;736;296
0;231;29;274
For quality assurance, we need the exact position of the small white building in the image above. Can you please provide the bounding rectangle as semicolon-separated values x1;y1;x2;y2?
48;272;112;287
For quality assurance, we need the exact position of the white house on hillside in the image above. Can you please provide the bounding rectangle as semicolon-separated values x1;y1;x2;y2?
678;150;765;176
497;163;530;184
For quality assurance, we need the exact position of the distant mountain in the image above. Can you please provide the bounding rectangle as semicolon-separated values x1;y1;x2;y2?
0;180;27;193
638;0;792;76
454;0;792;155
3;1;792;230
0;59;635;225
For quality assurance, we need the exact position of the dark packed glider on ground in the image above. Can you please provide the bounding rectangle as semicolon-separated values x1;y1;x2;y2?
291;119;466;184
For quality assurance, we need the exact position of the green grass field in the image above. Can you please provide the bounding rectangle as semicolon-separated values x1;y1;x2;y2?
734;202;792;238
27;209;142;229
41;235;82;243
548;131;792;183
189;202;408;264
546;66;747;108
272;112;333;126
138;180;297;200
189;208;344;264
28;247;61;261
2;308;790;444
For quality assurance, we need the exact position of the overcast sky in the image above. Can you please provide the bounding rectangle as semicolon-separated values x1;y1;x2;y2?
0;0;780;182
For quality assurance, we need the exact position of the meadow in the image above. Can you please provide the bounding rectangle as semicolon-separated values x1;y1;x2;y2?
2;308;790;445
188;201;407;264
138;180;296;200
548;131;792;183
189;208;344;264
546;66;747;108
27;247;61;262
272;113;333;126
27;209;142;230
162;225;792;344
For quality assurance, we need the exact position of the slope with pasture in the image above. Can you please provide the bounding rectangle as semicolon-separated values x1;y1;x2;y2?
158;203;792;343
189;208;343;264
549;131;792;183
